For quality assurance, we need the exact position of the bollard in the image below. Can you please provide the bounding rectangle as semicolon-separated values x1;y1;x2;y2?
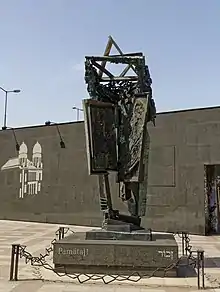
9;244;20;281
9;245;15;281
201;251;205;289
181;232;185;256
185;233;189;256
197;249;205;289
181;232;187;256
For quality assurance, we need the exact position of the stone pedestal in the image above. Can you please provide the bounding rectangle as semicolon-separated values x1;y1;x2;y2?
53;229;178;277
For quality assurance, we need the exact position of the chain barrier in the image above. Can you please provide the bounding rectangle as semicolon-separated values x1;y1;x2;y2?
175;232;205;289
9;228;205;289
204;272;220;289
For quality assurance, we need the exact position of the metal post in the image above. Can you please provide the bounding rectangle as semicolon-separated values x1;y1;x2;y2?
3;91;8;129
77;109;79;121
181;232;185;256
9;244;20;281
58;227;65;240
9;245;15;280
14;245;19;281
197;250;200;289
202;252;205;289
197;249;205;289
200;250;205;289
185;233;189;256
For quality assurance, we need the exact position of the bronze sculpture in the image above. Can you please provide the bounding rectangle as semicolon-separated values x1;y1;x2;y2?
83;36;156;230
53;37;179;277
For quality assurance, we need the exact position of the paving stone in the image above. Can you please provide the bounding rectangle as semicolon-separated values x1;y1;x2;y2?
0;220;219;291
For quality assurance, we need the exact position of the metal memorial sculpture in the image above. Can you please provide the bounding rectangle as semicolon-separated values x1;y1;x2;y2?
53;37;178;277
83;36;156;230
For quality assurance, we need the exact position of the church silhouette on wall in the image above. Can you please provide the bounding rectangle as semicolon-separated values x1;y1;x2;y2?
1;142;43;199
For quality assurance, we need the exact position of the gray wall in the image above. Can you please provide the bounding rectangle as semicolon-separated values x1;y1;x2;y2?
1;106;220;235
0;122;124;227
145;106;220;235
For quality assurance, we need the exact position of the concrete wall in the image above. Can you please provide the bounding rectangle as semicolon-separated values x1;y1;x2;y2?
1;106;220;234
0;122;126;227
145;106;220;235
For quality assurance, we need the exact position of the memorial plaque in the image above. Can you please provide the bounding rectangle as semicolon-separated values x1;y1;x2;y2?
83;99;117;174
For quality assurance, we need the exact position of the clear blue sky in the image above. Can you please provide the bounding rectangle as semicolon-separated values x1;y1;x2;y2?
0;0;220;127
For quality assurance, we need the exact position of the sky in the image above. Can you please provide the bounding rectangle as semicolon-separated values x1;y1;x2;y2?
0;0;220;128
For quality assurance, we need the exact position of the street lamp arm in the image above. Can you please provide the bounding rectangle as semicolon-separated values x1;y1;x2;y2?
0;87;6;93
0;87;20;93
0;86;21;128
72;106;83;111
72;106;83;121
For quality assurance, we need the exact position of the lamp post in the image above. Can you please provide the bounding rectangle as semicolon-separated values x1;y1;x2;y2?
0;86;21;130
45;121;66;148
72;106;83;121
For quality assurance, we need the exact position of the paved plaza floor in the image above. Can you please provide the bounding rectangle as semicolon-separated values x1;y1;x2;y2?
0;220;219;291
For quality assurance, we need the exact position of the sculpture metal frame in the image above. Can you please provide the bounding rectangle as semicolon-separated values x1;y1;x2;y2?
83;36;156;229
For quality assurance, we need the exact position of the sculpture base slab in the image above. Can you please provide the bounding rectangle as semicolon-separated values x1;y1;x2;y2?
103;218;143;231
86;228;152;241
53;231;178;277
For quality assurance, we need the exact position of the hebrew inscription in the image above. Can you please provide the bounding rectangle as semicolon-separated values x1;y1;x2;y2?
158;249;174;260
